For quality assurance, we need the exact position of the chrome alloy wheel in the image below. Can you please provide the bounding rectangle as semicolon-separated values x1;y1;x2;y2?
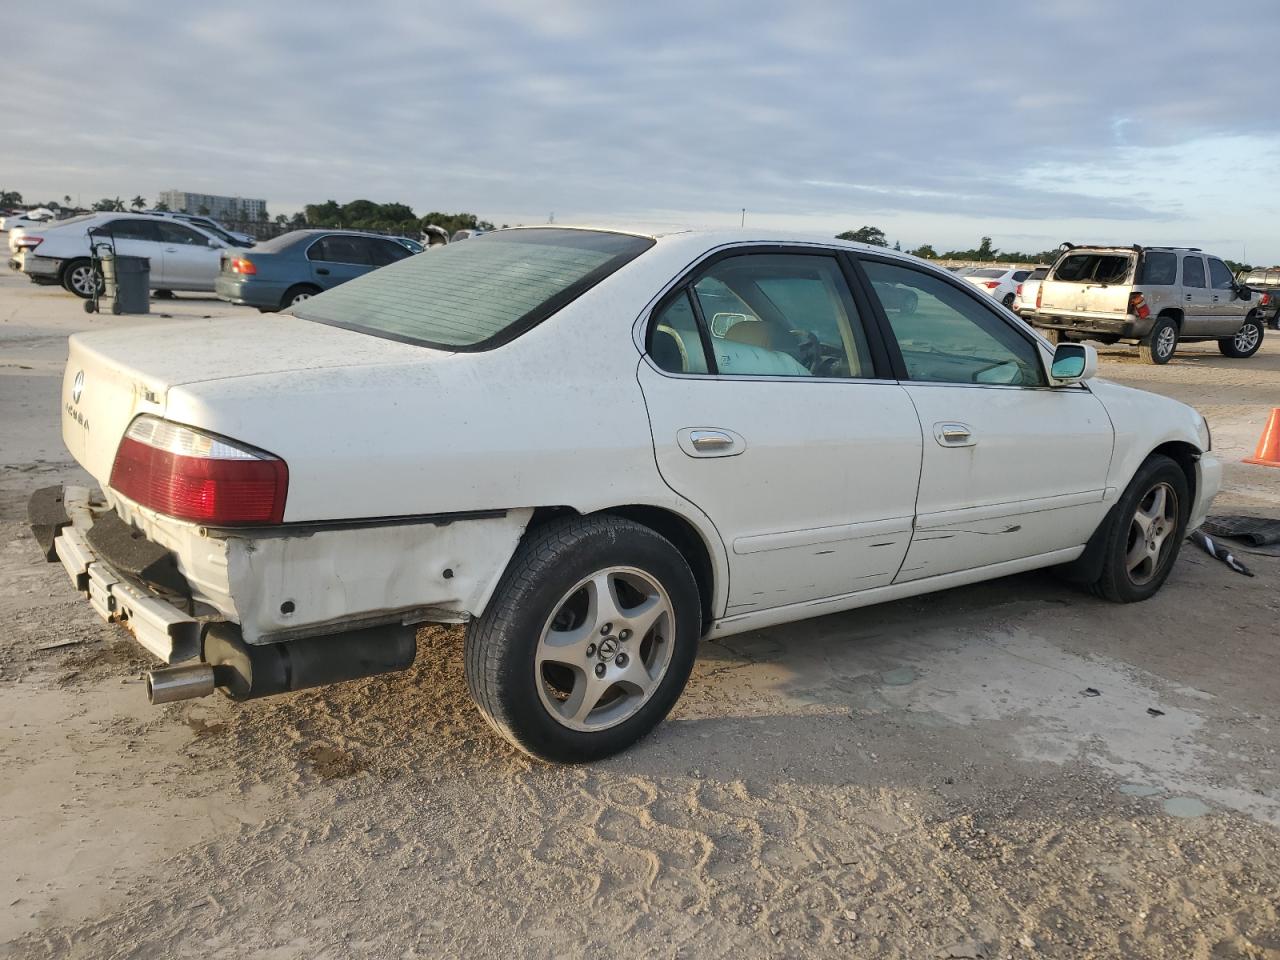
1126;481;1179;585
69;264;100;296
1155;325;1177;360
1233;323;1261;354
535;566;675;732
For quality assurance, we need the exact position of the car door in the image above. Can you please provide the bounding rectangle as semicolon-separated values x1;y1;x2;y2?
154;221;221;290
1180;254;1214;335
637;248;924;616
854;255;1114;582
307;235;373;289
1206;256;1245;333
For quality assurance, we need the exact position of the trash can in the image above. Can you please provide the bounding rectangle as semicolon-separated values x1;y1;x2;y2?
101;255;150;315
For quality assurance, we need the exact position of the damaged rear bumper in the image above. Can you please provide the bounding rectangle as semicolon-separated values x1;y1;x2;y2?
29;484;201;662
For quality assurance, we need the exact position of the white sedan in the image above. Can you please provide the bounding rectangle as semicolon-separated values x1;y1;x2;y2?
29;228;1219;761
12;212;228;297
962;266;1032;309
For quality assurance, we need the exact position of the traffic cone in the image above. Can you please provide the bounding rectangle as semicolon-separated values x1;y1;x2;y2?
1244;408;1280;467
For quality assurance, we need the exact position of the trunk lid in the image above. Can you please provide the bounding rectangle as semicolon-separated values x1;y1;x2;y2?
62;315;451;483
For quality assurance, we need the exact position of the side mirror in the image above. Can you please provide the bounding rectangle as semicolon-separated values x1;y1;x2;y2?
1049;342;1097;383
1237;284;1253;301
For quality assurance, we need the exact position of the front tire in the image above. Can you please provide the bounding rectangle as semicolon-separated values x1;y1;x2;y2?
1089;454;1189;603
1218;315;1264;358
61;259;102;299
465;515;701;762
1139;316;1178;364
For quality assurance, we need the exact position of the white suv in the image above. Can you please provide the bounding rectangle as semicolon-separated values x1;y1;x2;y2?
11;213;228;297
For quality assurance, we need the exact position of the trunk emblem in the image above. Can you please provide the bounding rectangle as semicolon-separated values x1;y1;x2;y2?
72;370;84;403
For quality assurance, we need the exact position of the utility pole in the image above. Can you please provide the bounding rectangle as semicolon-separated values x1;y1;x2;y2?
740;208;746;227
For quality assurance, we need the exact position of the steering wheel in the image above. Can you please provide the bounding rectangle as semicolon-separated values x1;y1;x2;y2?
791;330;843;377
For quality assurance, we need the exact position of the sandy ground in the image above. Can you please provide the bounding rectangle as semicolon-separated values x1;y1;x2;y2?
1;267;1278;960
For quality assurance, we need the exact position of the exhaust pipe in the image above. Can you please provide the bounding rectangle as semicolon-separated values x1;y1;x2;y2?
147;663;217;704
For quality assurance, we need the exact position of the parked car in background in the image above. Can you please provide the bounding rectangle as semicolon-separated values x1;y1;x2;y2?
451;228;487;242
0;207;57;232
1012;266;1050;318
962;266;1030;309
1239;267;1280;329
388;236;425;254
32;227;1219;762
1031;245;1263;364
10;213;229;297
214;229;418;311
142;211;254;248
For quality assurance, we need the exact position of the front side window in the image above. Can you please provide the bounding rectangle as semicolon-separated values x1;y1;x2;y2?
861;260;1045;387
1138;251;1177;285
1182;256;1206;288
688;254;874;378
294;228;654;350
368;238;412;266
1207;258;1235;291
156;222;209;246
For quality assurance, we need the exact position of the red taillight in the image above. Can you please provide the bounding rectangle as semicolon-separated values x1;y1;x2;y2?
1036;285;1043;308
15;235;42;250
1015;283;1024;297
983;281;1000;289
1127;292;1151;319
1262;292;1272;306
109;417;287;525
229;257;256;275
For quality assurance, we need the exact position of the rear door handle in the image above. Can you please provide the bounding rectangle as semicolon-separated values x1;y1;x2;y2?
316;267;330;276
677;428;746;458
164;247;178;252
934;422;975;447
1185;294;1193;301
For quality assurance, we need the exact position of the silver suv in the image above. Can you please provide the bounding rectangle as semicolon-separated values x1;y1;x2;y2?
1030;244;1263;364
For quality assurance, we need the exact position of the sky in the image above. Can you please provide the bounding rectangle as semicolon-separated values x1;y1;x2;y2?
4;0;1279;263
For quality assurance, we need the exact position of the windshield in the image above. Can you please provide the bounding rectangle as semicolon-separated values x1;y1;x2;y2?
293;228;654;350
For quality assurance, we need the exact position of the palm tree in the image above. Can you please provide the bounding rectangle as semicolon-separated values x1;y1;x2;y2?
131;195;146;211
154;200;169;212
111;197;125;212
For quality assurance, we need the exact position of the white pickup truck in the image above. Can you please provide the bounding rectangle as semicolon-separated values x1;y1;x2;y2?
30;228;1219;761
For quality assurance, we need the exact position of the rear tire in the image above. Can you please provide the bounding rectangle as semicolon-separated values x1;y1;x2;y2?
1088;454;1189;603
279;284;320;311
465;515;700;763
1139;316;1178;364
1217;315;1263;358
1002;292;1016;309
61;259;101;299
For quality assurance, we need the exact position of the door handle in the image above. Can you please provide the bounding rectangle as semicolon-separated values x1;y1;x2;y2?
1185;294;1192;301
1212;295;1220;302
316;267;330;276
164;247;178;252
677;427;746;458
934;422;975;447
690;430;734;450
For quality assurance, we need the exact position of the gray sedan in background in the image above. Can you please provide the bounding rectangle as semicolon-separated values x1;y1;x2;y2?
214;229;422;311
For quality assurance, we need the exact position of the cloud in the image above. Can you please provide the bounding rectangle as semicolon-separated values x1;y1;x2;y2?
2;0;1278;259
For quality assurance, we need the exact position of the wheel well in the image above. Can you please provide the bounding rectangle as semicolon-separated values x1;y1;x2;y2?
526;505;717;631
1150;441;1198;505
1156;308;1183;329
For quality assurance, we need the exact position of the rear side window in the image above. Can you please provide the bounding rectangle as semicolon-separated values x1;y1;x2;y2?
310;236;370;264
649;291;710;374
1182;256;1206;288
1138;252;1177;285
101;219;160;242
294;229;654;350
1053;253;1134;284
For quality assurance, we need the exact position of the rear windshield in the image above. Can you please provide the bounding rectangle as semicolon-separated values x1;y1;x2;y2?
293;229;655;350
250;231;314;253
1052;252;1134;284
970;268;1006;278
1028;267;1049;280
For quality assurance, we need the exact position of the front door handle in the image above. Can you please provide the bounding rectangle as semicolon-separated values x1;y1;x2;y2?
164;247;178;252
316;267;330;276
1185;294;1193;301
677;427;746;458
934;422;975;447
